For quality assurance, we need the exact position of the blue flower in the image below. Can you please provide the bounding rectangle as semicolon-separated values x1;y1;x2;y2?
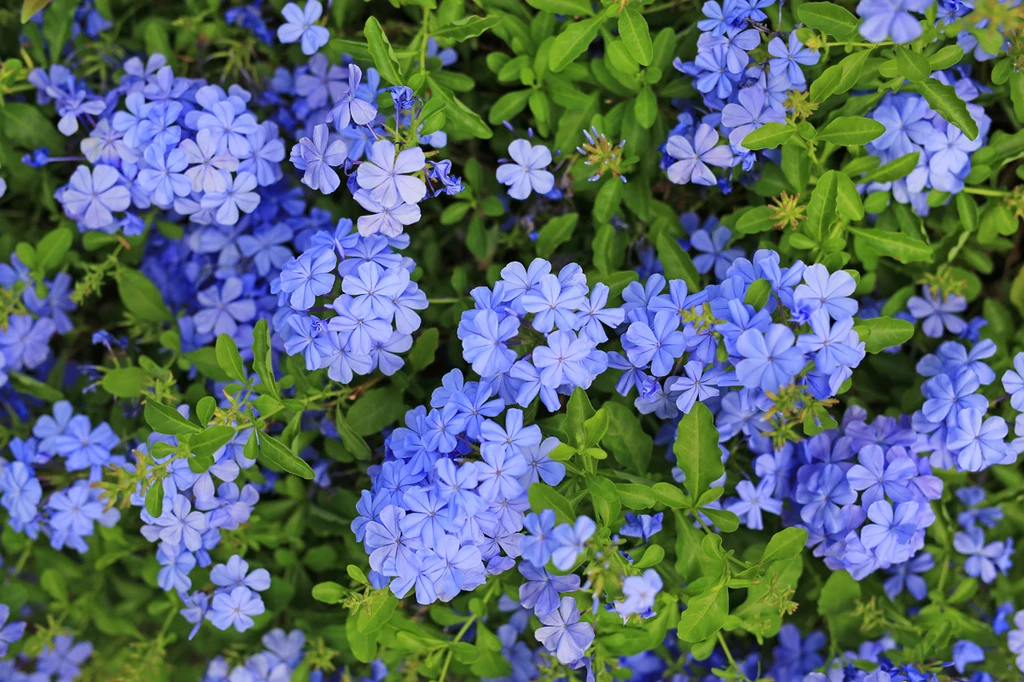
728;479;782;530
861;500;919;565
328;64;379;129
519;562;580;617
735;324;805;392
665;124;733;186
721;86;786;149
357;140;427;206
533;330;593;389
624;311;687;378
279;248;336;310
461;309;520;378
534;597;594;665
0;604;26;657
691;226;743;280
422;534;485;602
856;0;930;43
290;123;348;194
208;586;265;632
767;33;819;88
619;512;664;541
496;139;554;200
793;264;858;321
277;0;330;55
846;445;917;505
947;409;1008;472
614;569;662;620
60;164;131;231
883;551;933;600
551;516;596;570
194;277;257;338
352;190;422;238
907;286;967;338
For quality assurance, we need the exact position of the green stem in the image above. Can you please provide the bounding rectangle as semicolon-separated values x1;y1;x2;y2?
963;186;1009;197
716;631;752;681
427;297;465;304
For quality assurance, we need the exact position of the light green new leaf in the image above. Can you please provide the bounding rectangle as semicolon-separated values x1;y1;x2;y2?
895;46;930;82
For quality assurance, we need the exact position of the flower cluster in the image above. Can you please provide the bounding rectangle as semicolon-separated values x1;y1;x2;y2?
665;0;819;189
863;71;991;217
456;258;623;410
0;255;70;392
112;409;269;636
268;54;462;235
0;401;121;551
622;251;865;431
272;218;427;380
32;54;285;235
910;340;1018;473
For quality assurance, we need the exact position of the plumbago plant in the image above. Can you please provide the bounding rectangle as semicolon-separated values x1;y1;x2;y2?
2;0;1024;679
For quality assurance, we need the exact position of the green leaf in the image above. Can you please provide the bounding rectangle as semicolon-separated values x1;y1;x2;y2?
432;15;501;42
834;172;864;221
145;401;203;436
427;78;492;139
258;433;315;479
849;227;934;264
409;328;439;371
741;122;794;150
188;425;235;458
797;2;859;39
101;367;149;398
804;171;840;243
586;474;621;525
40;568;68;604
810;50;873;103
928;45;963;70
312;581;346;604
618;8;653;66
488;89;532;124
652;482;690;509
616;483;658;509
215;334;247;383
35;227;73;275
8;371;63;402
347;388;406;436
364;17;403;85
853;316;916;352
633;543;665;569
634;86;658;129
525;0;594;14
565;386;594;447
252;319;279;398
816;117;885;146
860;152;920;183
536;213;579;258
196;396;217;425
22;0;53;22
916;78;978;140
118;268;172;322
703;508;739;532
549;16;604;73
678;586;728;642
0;103;63;152
145;479;164;517
528;484;575;524
673;402;723;499
744;279;772;310
895;46;930;82
656;234;700;291
602;402;653;474
735;206;777;235
333;405;372;461
760;527;808;564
